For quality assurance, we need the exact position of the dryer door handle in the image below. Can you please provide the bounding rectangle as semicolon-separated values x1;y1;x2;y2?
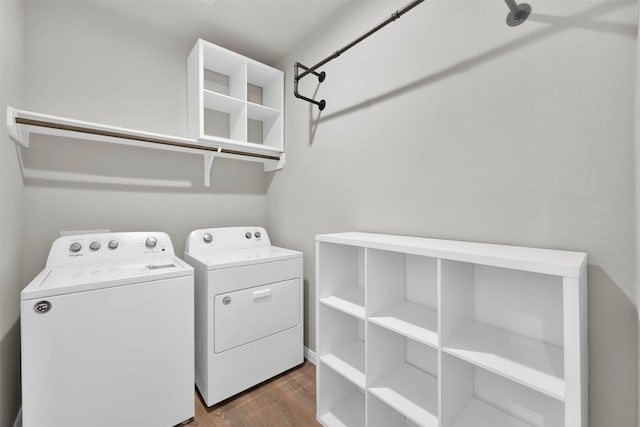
252;288;272;300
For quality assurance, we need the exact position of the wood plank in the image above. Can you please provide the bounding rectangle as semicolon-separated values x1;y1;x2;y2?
189;361;320;427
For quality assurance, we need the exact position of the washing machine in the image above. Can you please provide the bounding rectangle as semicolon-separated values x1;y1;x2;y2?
183;226;303;406
20;232;194;427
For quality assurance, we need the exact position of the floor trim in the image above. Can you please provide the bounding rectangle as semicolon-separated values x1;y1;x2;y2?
304;346;317;365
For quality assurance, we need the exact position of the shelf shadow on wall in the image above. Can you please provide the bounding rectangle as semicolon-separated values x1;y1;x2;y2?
18;134;267;195
313;1;636;125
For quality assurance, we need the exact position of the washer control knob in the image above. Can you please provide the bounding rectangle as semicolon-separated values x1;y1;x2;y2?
245;232;252;239
89;241;101;251
69;242;82;252
145;237;157;248
203;233;213;243
108;240;118;250
254;231;261;239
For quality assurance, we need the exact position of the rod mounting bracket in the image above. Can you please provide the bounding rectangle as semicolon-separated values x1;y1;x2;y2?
505;0;531;26
294;62;326;111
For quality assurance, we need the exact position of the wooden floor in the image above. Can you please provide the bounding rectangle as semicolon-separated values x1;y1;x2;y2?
189;361;321;427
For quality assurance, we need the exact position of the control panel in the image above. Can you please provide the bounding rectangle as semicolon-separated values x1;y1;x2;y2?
185;227;270;254
46;232;176;268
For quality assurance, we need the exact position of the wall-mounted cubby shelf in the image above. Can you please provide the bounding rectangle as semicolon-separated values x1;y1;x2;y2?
316;232;587;427
188;39;284;159
6;106;284;187
6;39;286;188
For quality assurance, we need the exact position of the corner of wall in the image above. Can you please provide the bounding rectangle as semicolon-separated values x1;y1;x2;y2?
0;0;25;425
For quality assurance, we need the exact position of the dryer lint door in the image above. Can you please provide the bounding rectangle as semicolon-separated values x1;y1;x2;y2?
214;279;300;353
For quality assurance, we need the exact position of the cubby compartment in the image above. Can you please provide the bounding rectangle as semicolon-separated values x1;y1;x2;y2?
203;96;246;141
367;323;438;427
441;354;564;427
247;105;282;147
367;250;437;348
247;60;283;109
368;393;424;427
318;304;365;388
317;365;366;427
201;42;246;99
317;242;365;319
440;260;564;400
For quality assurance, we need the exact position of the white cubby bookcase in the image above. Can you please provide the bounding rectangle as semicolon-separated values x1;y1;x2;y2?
187;39;284;166
316;232;587;427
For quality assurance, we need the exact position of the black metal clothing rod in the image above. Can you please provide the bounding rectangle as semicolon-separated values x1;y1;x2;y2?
296;0;425;81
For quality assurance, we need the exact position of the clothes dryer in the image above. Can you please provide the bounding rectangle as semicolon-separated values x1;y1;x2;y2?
183;227;303;406
20;232;194;427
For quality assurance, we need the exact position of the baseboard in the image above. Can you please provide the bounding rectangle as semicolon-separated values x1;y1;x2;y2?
304;346;317;365
13;406;21;427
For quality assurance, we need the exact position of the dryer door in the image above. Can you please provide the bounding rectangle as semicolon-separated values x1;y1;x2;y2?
214;279;300;353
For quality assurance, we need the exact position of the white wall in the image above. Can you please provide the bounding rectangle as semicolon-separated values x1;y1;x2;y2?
0;1;24;425
268;1;638;426
20;1;268;282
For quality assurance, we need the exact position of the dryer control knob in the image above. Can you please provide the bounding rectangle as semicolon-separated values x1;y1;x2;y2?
69;242;82;252
89;241;101;251
245;232;252;239
145;237;157;248
203;233;213;243
254;231;261;239
108;240;118;249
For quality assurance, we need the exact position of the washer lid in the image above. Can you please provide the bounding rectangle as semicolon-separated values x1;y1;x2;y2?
188;246;302;270
21;257;193;300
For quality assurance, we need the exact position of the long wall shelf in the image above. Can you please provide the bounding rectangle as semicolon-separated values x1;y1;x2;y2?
316;232;588;427
7;106;285;187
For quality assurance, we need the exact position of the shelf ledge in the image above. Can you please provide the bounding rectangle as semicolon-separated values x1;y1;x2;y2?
7;106;285;186
443;322;565;401
318;391;365;427
369;302;438;348
368;364;438;427
319;287;365;319
319;340;365;388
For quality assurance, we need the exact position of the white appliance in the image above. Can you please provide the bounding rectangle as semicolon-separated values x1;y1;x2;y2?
183;226;303;406
20;232;194;427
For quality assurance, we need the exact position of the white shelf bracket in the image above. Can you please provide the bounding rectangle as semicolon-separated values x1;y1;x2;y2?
203;147;221;187
264;152;286;172
7;106;29;147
